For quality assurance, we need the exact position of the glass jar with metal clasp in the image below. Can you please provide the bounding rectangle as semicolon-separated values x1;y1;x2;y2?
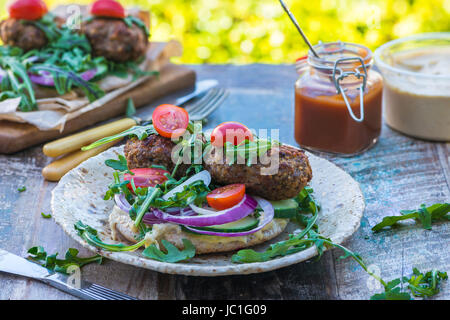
294;41;383;156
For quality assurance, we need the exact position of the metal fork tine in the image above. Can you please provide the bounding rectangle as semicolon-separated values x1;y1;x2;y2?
185;91;219;116
190;89;229;121
90;283;138;300
184;89;217;113
191;89;225;118
84;284;126;300
198;91;228;119
81;283;138;300
78;288;107;300
192;89;223;113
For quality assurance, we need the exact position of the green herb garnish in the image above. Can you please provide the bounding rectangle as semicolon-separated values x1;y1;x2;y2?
142;239;195;263
74;221;196;263
17;186;27;192
219;138;278;166
123;15;150;38
105;154;129;172
371;268;448;300
74;220;146;252
372;203;449;232
41;212;52;219
27;246;102;274
82;124;157;151
0;47;36;111
153;179;210;209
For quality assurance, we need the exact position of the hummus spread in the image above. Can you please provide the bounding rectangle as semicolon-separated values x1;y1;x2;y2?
383;47;450;141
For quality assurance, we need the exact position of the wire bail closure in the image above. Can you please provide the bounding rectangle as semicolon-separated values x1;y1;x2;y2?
332;57;368;123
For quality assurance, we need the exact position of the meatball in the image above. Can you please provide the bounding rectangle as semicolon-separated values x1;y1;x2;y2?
204;144;313;200
83;18;148;62
0;18;47;51
124;135;189;178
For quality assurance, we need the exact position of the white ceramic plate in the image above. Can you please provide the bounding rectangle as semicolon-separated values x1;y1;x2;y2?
51;146;364;276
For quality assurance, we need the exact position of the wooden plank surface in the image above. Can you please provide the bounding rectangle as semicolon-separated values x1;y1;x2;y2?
0;63;196;154
0;64;448;300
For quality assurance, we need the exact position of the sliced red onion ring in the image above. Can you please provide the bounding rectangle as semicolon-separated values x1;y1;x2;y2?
153;195;257;227
189;203;219;215
162;170;211;200
114;194;132;213
29;68;97;87
184;197;274;237
143;208;196;225
115;194;196;225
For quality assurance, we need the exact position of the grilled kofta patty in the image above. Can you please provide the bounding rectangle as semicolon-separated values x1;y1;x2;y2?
204;144;312;201
83;18;148;62
125;134;313;200
124;135;189;178
0;18;47;51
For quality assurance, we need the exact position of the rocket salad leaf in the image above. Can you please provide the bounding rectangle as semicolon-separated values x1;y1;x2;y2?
372;203;449;232
75;220;146;252
371;268;448;300
27;246;102;274
142;239;195;263
105;154;129;172
82;124;157;151
123;15;151;38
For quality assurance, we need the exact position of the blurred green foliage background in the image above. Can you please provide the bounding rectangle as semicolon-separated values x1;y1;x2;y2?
1;0;449;63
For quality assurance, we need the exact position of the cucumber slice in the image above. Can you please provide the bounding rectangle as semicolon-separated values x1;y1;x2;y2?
191;216;259;233
271;199;299;218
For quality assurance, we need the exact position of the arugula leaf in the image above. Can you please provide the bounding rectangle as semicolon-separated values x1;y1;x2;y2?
150;164;169;170
0;50;37;111
407;268;448;298
105;155;129;172
134;187;162;227
123;15;151;38
103;170;134;201
372;203;449;232
74;220;146;252
232;188;320;263
28;65;104;102
27;246;102;274
153;180;210;209
370;268;448;300
41;212;52;219
221;138;279;166
370;287;412;300
27;13;61;42
142;239;195;263
82;124;156;151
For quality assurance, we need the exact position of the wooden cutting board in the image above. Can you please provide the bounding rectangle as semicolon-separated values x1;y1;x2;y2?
0;64;196;154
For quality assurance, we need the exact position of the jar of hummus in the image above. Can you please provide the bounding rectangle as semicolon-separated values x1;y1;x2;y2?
295;41;383;155
374;33;450;141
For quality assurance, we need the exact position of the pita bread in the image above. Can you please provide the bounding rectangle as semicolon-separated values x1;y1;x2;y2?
51;145;364;276
108;204;289;254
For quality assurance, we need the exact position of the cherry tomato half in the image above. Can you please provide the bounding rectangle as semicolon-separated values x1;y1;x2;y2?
206;184;246;211
124;168;169;192
152;104;189;139
90;0;125;19
8;0;48;21
211;121;253;147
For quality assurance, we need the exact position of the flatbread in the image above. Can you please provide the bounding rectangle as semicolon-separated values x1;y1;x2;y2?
51;145;365;276
108;204;289;254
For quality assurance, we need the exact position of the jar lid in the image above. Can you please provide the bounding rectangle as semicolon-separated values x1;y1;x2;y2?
308;41;373;72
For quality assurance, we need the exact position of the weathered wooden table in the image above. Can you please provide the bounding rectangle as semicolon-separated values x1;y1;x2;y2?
0;64;448;300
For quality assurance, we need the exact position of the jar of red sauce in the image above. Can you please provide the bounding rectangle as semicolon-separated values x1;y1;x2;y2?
294;42;383;155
